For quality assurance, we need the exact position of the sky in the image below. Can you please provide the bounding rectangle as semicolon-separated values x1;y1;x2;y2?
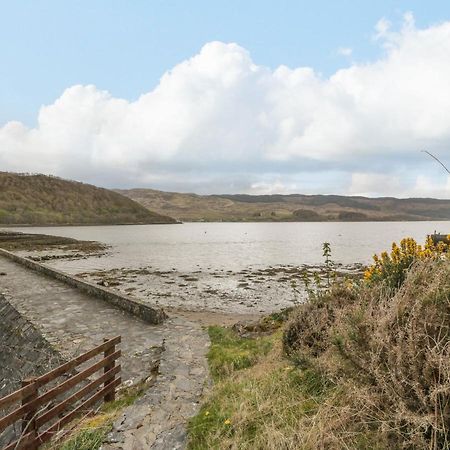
1;1;450;197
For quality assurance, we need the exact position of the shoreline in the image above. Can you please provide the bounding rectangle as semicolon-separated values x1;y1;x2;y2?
165;307;262;326
4;218;450;227
1;229;365;320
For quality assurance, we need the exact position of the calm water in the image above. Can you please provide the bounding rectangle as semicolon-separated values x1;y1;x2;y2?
6;222;450;273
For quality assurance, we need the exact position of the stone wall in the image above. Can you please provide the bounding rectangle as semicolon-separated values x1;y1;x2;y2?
0;293;65;446
0;248;167;325
0;294;64;397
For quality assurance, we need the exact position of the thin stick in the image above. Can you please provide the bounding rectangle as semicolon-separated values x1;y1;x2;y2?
422;150;450;174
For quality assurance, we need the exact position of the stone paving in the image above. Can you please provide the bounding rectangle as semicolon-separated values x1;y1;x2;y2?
103;321;209;449
0;255;210;449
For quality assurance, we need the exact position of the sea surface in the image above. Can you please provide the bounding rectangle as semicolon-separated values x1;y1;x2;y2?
7;221;450;272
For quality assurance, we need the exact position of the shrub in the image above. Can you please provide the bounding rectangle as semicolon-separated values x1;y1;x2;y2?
193;240;450;449
364;236;449;289
284;258;450;448
332;259;450;448
283;284;356;367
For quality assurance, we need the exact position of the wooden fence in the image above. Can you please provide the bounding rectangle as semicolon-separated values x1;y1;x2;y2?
0;336;121;450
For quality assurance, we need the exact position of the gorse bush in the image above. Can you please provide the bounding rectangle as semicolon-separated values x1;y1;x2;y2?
364;236;449;289
284;258;450;449
334;260;450;448
190;239;450;449
283;284;357;367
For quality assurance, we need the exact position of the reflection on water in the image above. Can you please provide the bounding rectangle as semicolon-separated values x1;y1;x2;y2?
7;221;450;272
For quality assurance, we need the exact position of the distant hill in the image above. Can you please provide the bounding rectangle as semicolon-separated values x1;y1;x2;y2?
0;173;177;225
116;188;450;222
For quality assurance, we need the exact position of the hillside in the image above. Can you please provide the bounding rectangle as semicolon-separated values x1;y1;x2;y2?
116;188;450;222
0;173;177;225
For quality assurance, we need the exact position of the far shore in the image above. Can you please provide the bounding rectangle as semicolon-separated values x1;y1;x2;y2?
4;218;450;227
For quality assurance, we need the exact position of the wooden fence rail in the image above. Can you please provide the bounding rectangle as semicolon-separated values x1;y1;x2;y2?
0;336;121;450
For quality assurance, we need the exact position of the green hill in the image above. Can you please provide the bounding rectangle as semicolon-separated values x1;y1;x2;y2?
116;188;450;222
0;173;177;225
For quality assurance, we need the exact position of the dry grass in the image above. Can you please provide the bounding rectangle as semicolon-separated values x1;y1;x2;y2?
188;340;378;449
189;258;450;449
44;382;148;450
189;340;329;450
284;258;450;449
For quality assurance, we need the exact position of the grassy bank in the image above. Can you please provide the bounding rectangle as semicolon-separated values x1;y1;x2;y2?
188;241;450;449
188;326;333;449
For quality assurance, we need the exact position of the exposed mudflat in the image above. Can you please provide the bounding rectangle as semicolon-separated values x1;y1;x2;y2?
74;263;363;315
6;230;365;316
16;247;363;316
0;230;108;254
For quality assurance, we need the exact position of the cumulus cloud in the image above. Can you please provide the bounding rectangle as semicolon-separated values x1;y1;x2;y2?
1;14;450;197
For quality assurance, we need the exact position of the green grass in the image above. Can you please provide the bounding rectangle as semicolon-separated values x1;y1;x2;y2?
58;426;110;450
188;356;333;449
188;326;335;450
207;326;275;381
192;259;450;449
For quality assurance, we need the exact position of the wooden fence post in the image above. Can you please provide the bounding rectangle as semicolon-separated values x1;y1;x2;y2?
0;337;121;449
21;377;38;449
103;338;116;402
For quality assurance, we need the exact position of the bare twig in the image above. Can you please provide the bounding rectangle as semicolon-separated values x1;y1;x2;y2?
422;150;450;174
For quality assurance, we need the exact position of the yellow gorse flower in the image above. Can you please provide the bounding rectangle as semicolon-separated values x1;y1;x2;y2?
364;236;449;283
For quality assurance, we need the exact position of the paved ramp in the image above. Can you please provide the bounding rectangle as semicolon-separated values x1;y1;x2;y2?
0;255;164;383
0;254;209;449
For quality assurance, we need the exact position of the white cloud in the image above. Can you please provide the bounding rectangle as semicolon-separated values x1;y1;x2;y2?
349;173;403;197
410;174;450;198
337;47;353;57
374;17;392;41
250;181;299;195
1;15;450;197
349;172;450;199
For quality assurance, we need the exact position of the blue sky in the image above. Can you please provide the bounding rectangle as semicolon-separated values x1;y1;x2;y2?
1;1;450;196
2;0;450;126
